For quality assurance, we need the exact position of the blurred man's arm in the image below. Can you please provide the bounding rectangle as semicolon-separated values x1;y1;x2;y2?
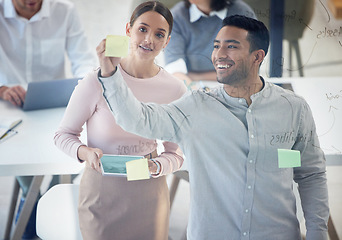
65;5;97;77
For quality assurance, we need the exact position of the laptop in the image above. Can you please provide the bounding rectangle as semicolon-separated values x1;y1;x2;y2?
23;78;80;111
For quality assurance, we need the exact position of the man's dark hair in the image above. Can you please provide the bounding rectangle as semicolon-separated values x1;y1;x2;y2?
222;15;269;56
184;0;236;11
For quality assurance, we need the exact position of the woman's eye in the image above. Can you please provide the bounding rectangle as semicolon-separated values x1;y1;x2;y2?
139;27;147;32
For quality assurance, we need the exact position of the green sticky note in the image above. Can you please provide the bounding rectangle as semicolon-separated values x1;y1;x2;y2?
126;158;150;181
105;35;129;57
278;149;301;168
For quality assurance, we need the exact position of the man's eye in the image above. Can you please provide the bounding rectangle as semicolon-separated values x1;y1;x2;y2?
228;45;236;49
213;45;219;49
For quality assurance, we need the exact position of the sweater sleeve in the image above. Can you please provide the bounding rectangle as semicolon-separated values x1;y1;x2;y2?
54;71;100;160
151;141;184;177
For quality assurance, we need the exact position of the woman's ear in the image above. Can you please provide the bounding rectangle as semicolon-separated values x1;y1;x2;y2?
163;35;171;49
125;22;131;37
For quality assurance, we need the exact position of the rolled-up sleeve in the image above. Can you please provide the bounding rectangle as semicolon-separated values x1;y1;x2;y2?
293;101;329;240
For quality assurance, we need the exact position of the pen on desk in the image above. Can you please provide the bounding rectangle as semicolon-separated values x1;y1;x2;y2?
0;129;18;142
0;119;22;140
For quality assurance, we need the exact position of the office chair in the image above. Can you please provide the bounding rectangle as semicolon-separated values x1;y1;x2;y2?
243;0;315;77
36;184;82;240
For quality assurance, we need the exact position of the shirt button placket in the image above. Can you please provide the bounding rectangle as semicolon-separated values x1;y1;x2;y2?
241;160;254;239
243;107;255;239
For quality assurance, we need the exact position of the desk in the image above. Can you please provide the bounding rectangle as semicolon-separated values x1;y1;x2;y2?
0;100;84;240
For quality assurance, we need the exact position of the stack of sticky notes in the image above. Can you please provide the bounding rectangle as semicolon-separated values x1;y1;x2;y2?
126;158;150;181
105;35;129;57
278;149;301;168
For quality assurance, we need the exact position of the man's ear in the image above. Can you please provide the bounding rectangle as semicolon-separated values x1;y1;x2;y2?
254;49;265;64
125;22;131;37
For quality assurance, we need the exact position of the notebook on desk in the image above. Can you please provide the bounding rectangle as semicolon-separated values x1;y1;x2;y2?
23;78;80;111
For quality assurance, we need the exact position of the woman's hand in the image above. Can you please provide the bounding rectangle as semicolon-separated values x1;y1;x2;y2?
96;39;121;77
148;159;160;176
77;145;104;173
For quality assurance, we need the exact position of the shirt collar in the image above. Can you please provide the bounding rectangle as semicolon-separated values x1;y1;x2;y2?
189;3;227;23
4;0;17;18
4;0;50;21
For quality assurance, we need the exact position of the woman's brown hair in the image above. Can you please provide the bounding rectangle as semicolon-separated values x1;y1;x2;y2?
130;1;173;36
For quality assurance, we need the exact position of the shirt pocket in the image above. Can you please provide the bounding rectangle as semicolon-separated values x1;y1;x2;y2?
263;132;296;172
40;39;65;66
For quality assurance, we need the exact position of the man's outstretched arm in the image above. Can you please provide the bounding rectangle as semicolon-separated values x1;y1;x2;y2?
99;68;190;144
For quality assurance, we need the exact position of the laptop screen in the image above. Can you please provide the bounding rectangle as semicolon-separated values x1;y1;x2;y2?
23;78;80;111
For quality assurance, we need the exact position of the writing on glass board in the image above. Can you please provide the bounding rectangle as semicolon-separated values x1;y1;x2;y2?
316;0;342;47
116;140;156;155
318;89;341;138
326;90;342;101
290;77;342;155
256;0;342;77
323;94;341;154
317;26;342;39
269;131;313;146
251;9;313;29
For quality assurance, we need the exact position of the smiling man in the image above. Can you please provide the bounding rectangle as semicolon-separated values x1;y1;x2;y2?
99;15;329;240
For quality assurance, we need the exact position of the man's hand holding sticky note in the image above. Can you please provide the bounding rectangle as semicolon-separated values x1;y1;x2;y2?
105;35;129;57
278;149;301;168
126;158;150;181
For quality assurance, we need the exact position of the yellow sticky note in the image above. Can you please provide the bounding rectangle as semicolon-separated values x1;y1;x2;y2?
278;149;301;168
105;35;129;57
126;158;150;181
